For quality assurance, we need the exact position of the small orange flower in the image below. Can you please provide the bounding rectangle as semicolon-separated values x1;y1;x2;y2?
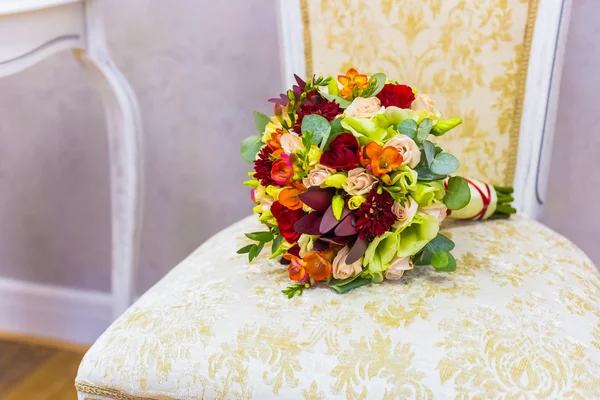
271;154;294;185
283;253;307;282
267;128;283;152
278;187;304;210
360;142;404;177
303;251;333;281
338;68;369;98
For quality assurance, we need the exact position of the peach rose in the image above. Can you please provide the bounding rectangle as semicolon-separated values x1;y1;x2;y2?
385;256;413;280
383;134;421;168
343;168;378;196
411;93;436;113
345;97;382;118
332;246;363;280
419;203;448;223
280;133;303;154
392;196;418;228
302;164;335;188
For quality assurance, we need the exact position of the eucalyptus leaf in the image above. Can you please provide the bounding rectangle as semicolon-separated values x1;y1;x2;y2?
398;119;417;139
414;157;447;181
431;250;449;269
430;152;459;175
443;176;471;210
240;136;263;164
302;114;332;149
413;234;455;266
416;118;433;142
320;92;352;108
423;140;436;167
254;111;271;134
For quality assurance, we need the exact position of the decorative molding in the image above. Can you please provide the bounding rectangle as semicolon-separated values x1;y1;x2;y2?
0;277;112;345
277;0;306;89
513;0;572;219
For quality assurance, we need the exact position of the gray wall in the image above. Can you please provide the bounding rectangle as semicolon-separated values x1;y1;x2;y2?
0;0;598;295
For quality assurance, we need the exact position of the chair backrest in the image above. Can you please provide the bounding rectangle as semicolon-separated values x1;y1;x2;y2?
278;0;572;220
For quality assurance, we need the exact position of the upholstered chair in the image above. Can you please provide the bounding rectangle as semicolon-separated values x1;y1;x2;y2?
76;0;600;398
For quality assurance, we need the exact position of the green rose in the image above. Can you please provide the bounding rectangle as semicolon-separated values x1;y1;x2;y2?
396;212;439;258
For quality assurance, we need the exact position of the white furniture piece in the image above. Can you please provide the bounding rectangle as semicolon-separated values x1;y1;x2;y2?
0;0;142;319
76;0;600;399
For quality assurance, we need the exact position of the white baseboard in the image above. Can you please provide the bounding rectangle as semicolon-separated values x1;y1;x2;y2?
0;277;113;345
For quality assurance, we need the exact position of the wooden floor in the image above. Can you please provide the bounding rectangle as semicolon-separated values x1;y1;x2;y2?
0;334;86;400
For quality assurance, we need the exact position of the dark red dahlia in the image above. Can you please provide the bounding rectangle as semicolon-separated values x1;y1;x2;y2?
294;92;340;132
254;146;277;186
320;133;360;171
355;188;398;241
376;84;415;108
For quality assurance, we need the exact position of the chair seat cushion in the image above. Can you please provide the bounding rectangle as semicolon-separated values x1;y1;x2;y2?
76;215;600;399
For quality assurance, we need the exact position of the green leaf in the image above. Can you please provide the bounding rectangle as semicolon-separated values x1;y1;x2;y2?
301;114;332;149
430;152;460;175
240;136;263;164
423;140;436;167
432;250;456;272
416;118;433;142
329;277;372;294
254;111;271;134
271;234;283;253
398;119;417;139
443;176;472;210
414;157;447;181
236;244;254;254
332;194;344;220
413;234;455;266
245;231;274;242
367;73;386;97
248;242;264;262
320;92;352;108
330;118;345;135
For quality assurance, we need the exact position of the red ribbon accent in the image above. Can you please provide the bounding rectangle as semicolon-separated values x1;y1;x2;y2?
465;178;491;220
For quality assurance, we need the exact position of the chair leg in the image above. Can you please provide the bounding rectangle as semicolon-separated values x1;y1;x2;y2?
73;49;143;320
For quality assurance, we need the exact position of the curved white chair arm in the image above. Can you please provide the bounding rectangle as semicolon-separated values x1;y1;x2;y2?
0;0;143;319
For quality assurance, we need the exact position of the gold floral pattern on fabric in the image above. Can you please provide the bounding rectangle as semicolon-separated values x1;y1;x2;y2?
77;215;600;399
301;0;537;186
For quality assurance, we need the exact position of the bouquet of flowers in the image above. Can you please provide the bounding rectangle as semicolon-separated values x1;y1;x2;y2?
239;69;515;297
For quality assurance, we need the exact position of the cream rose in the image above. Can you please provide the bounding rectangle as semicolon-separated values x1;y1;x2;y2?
384;134;421;168
419;203;448;223
332;246;363;280
343;168;378;196
411;93;436;113
385;256;413;281
280;133;303;154
302;164;335;188
392;196;418;228
345;97;382;118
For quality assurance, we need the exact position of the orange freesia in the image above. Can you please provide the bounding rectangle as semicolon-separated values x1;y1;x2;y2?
303;251;333;281
271;154;294;185
338;68;369;98
360;142;404;177
267;128;283;152
283;253;307;282
278;187;303;210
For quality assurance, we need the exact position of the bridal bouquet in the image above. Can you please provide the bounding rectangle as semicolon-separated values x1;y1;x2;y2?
239;69;514;297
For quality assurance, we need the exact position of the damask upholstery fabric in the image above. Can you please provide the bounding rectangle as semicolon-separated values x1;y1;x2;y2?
76;215;600;399
302;0;536;186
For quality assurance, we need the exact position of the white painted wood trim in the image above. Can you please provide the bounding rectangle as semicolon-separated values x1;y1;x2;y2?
75;0;144;319
278;0;306;89
514;0;572;219
0;277;112;345
0;0;81;14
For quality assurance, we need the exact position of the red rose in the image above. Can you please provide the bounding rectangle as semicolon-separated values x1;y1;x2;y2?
320;133;360;171
271;201;305;243
376;84;415;108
